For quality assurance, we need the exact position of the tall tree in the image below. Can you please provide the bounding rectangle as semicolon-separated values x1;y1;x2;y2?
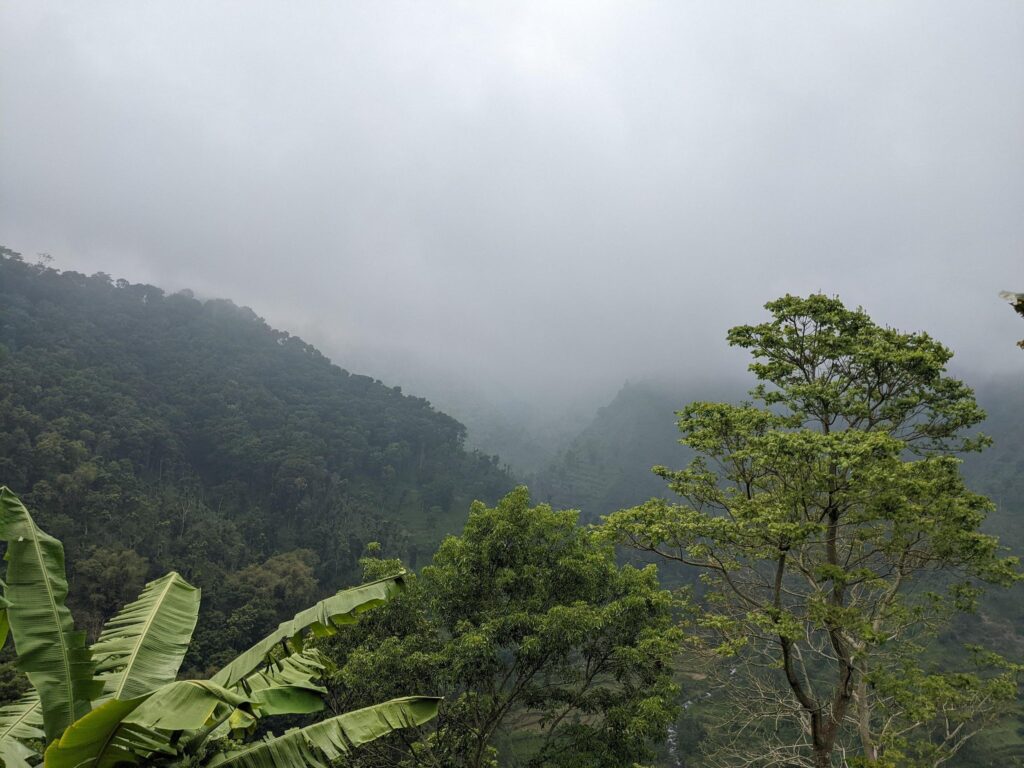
602;295;1020;767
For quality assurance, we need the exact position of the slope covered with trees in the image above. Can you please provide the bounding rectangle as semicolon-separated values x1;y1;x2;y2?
0;248;513;672
532;380;755;522
531;382;691;520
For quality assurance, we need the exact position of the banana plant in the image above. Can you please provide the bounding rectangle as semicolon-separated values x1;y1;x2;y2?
0;487;439;767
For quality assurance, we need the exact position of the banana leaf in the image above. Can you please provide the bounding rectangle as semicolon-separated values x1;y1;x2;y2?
0;487;103;742
242;648;327;716
211;574;404;689
0;691;43;768
205;696;441;768
43;679;253;768
239;648;327;696
211;649;329;737
91;571;201;700
0;585;11;650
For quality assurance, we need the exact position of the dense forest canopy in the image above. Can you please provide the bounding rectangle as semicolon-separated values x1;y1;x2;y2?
318;488;681;768
0;248;512;672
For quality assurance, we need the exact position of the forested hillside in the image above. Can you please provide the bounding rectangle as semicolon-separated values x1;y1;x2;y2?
537;376;1024;535
0;264;1019;766
967;377;1024;554
959;377;1024;660
0;249;513;672
532;382;689;518
533;380;750;520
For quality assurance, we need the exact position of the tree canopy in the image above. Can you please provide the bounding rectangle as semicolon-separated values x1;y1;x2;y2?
602;294;1020;767
319;487;682;768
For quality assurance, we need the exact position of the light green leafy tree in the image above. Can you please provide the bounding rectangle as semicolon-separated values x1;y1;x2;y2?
320;487;682;768
601;295;1021;768
0;486;438;768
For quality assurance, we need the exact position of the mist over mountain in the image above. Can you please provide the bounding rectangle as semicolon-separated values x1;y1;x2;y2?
334;357;602;477
2;2;1023;765
3;2;1022;410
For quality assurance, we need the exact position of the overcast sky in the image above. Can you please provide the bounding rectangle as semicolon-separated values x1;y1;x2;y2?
2;1;1022;409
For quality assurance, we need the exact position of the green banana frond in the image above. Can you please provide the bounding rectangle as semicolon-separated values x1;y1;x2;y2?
0;691;43;768
205;696;441;768
242;648;327;717
208;649;329;738
0;582;12;650
43;697;158;768
91;571;201;700
43;680;254;768
211;574;405;689
0;487;103;742
240;647;327;694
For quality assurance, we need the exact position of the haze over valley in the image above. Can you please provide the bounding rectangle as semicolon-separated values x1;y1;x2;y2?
1;3;1023;767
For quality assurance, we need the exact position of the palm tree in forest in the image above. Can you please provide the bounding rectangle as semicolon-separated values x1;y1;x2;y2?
0;486;438;768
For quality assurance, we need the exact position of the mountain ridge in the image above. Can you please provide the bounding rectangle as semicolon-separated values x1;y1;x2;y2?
0;247;513;670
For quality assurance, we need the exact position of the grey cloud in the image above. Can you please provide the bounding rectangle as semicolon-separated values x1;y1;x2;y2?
1;1;1022;410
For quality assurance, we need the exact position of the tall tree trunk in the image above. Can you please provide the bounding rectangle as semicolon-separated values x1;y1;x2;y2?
854;673;878;763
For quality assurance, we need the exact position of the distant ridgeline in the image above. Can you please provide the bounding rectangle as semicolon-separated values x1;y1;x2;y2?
532;381;693;520
536;376;1024;532
0;248;512;673
532;379;750;522
536;371;1024;652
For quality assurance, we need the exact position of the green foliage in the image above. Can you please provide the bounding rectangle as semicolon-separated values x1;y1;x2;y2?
90;571;200;700
319;488;682;768
72;548;150;640
211;574;407;690
0;249;512;670
0;488;102;741
0;691;43;768
603;294;1021;767
0;487;438;767
204;697;440;768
